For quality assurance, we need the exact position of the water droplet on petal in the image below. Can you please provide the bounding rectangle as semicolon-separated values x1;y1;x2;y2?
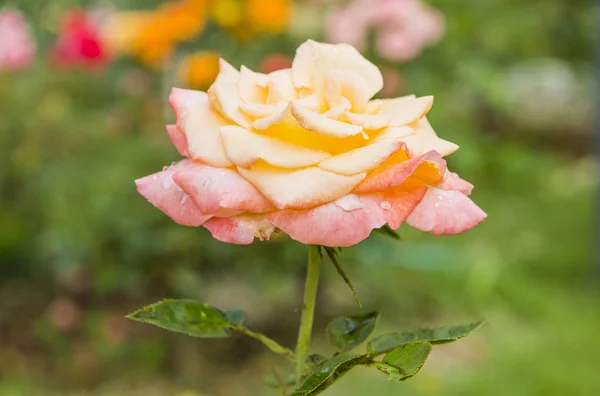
437;194;444;201
434;202;440;207
180;193;188;204
379;201;392;210
162;165;169;172
161;177;175;190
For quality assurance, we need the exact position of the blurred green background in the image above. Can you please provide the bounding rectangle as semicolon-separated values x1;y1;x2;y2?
0;0;597;395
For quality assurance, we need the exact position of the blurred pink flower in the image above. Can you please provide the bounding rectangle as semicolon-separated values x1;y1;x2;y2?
326;0;444;62
46;298;82;332
0;10;36;71
50;10;108;69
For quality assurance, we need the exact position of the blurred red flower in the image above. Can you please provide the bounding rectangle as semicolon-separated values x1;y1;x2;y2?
259;53;292;73
51;10;108;68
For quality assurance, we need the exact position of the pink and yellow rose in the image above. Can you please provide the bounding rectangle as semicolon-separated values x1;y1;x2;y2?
136;40;486;247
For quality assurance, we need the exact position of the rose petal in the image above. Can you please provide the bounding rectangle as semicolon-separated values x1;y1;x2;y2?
266;69;297;104
238;166;366;210
374;126;414;140
209;59;253;128
238;65;268;103
240;102;287;118
318;139;405;175
219;125;331;168
269;194;387;247
172;162;274;214
354;150;446;193
291;102;363;138
438;170;474;195
345;112;391;130
292;40;383;99
203;215;276;245
135;160;211;226
324;97;352;119
377;95;434;126
169;88;232;167
166;124;189;157
253;103;291;130
294;93;321;111
325;69;370;112
401;117;459;157
364;179;428;229
334;193;365;211
406;187;487;235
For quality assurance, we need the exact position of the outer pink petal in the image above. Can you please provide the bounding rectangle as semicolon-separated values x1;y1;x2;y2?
203;215;276;245
269;194;387;247
172;164;274;214
363;180;429;229
354;150;446;194
135;160;211;226
406;187;487;235
438;170;474;195
166;124;189;157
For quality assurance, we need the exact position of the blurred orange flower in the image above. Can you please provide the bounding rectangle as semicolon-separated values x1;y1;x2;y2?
104;0;210;66
178;51;221;89
246;0;292;33
211;0;292;40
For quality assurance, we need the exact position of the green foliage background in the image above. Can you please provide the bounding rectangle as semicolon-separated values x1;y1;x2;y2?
0;0;597;395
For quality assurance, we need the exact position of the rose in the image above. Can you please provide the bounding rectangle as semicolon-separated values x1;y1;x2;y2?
50;10;108;69
136;40;486;247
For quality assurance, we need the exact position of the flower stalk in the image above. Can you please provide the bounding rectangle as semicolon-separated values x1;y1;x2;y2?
295;245;322;383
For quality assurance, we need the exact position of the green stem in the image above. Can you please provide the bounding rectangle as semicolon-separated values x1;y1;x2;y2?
232;325;296;364
295;245;322;383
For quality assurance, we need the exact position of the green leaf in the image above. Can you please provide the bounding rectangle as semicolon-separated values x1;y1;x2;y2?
285;374;297;386
127;299;231;338
224;309;246;326
372;224;402;241
264;370;296;391
376;342;432;381
263;376;280;388
326;312;380;352
289;353;370;396
308;354;327;366
322;246;362;307
368;321;484;356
